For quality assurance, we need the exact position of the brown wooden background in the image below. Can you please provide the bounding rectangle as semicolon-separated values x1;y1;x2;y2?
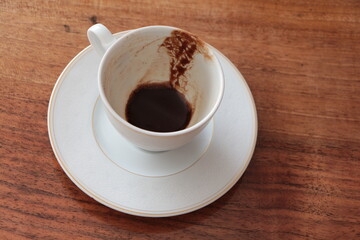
1;0;359;239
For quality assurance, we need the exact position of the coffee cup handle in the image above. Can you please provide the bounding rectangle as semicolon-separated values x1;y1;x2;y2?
87;24;115;56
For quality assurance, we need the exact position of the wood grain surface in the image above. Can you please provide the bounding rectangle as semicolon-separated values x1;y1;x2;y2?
1;0;360;239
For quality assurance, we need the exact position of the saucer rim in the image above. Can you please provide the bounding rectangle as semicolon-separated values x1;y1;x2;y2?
47;31;258;217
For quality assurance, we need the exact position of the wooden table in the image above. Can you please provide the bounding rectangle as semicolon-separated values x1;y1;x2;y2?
1;0;359;239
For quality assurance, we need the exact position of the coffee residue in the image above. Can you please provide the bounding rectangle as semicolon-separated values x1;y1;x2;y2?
126;82;192;132
125;29;209;132
160;30;209;89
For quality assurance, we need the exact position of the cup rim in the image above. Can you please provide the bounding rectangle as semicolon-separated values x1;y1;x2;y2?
98;25;225;137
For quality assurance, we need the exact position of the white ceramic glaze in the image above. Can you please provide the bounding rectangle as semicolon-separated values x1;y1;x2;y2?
87;24;224;151
48;31;257;217
93;98;214;177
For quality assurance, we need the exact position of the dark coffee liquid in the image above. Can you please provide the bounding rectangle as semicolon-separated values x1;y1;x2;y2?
125;83;192;132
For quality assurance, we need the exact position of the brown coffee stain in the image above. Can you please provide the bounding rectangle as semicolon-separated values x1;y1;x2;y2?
160;30;211;89
134;37;164;56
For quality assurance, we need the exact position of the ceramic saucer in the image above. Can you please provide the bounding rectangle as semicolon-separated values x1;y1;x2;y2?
48;31;258;217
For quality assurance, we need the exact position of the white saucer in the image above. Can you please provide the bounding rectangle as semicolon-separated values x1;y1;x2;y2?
48;31;258;217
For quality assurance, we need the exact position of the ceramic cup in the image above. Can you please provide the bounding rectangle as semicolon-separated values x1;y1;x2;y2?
87;24;224;151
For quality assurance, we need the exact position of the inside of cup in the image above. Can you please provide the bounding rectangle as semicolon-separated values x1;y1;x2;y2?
101;26;223;131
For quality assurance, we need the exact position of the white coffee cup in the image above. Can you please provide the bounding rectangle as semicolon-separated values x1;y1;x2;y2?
87;24;224;151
